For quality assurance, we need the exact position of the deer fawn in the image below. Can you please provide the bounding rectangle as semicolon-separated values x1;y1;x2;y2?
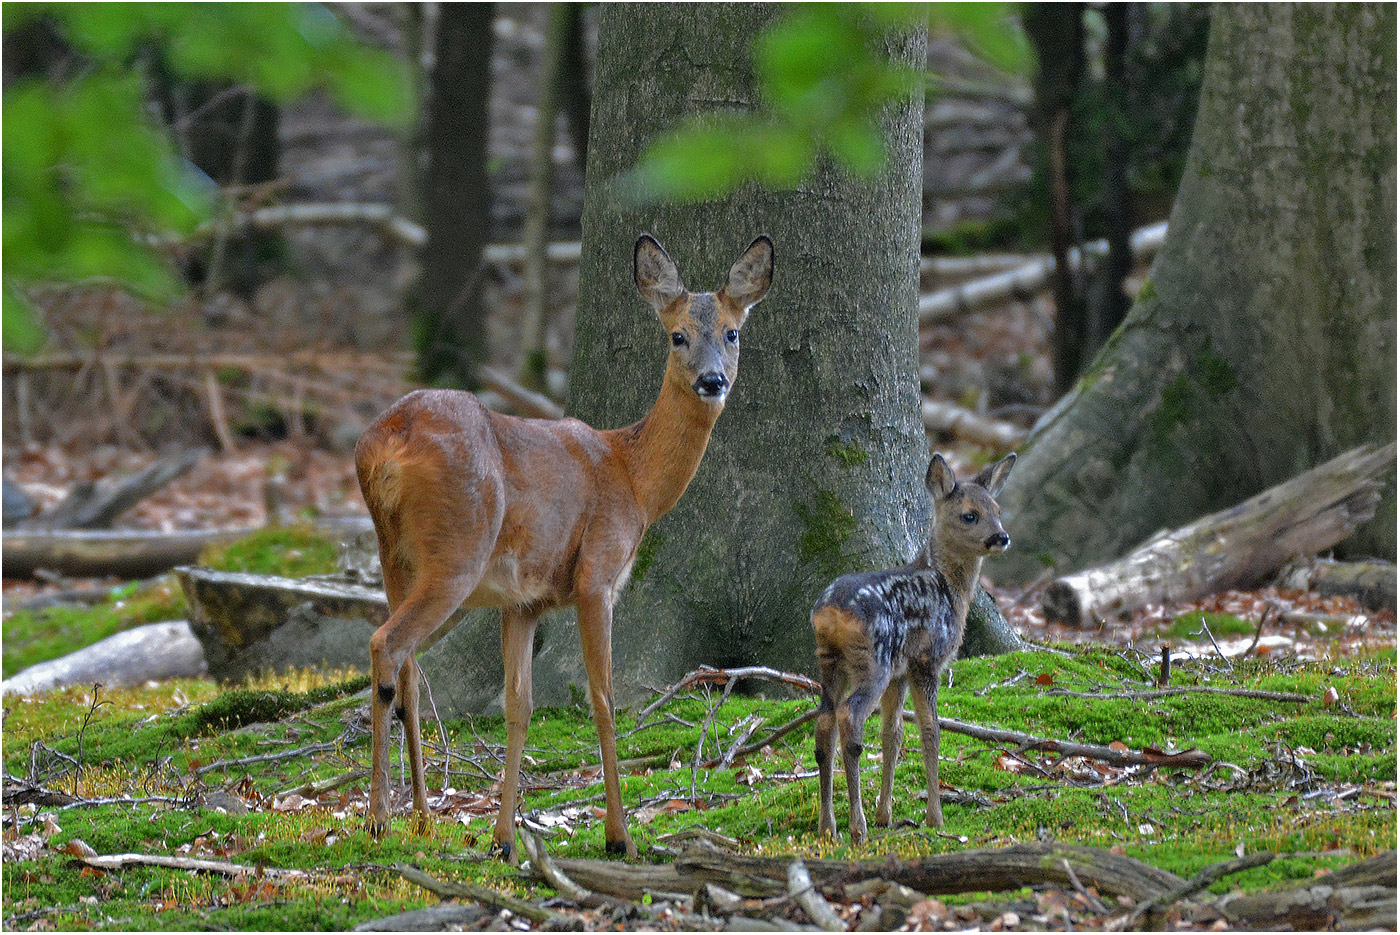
354;234;773;860
812;452;1014;842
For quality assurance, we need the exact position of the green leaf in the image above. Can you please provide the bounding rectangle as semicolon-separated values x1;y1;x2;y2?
3;285;47;355
931;3;1032;76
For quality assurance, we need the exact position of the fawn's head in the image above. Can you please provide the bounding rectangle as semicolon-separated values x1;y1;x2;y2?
925;452;1015;561
634;234;774;404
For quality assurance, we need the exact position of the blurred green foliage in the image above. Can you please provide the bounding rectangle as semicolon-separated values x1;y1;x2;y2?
628;2;1029;203
2;2;413;352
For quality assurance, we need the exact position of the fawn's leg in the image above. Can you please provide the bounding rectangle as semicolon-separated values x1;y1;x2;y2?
875;676;908;827
491;606;541;862
577;592;636;858
910;667;944;828
396;658;429;832
814;658;847;839
838;670;890;845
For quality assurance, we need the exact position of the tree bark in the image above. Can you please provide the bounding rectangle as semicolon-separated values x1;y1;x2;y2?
1043;443;1394;626
996;4;1397;582
415;3;494;386
522;4;930;703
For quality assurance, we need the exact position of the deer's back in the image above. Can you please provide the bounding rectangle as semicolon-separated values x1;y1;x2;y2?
813;568;966;675
355;389;646;608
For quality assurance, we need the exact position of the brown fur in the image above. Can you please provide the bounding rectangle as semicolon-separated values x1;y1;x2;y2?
355;235;772;861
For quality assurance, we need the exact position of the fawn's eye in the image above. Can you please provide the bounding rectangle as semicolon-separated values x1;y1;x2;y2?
961;512;978;525
671;332;687;348
725;329;739;344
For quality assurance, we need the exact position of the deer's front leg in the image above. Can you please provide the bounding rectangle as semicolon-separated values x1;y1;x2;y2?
577;591;636;858
492;607;541;863
397;658;429;833
910;671;944;829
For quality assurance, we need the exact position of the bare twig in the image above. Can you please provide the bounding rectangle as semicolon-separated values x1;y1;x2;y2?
636;665;820;727
194;741;339;777
394;862;564;925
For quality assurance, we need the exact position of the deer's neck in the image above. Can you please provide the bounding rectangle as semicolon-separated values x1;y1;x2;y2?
614;361;723;524
916;543;984;620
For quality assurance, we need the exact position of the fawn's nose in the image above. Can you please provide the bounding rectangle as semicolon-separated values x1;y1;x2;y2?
985;531;1011;552
693;372;729;398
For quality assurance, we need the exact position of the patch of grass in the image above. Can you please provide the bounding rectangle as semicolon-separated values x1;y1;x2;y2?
196;523;340;578
1165;611;1256;640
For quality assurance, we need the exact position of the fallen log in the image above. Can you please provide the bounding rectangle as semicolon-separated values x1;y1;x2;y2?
21;449;203;531
1;621;206;696
2;527;254;579
918;222;1167;325
1275;556;1397;612
1211;850;1395;931
921;399;1026;451
556;842;1185;906
1042;443;1395;627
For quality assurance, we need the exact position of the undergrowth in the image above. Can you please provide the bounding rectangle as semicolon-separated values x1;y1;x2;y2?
2;646;1394;931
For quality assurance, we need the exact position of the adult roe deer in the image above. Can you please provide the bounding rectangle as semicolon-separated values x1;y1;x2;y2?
812;452;1014;842
355;234;773;859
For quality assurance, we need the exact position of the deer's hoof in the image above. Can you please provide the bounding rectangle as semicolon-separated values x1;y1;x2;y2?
488;837;516;864
605;835;638;860
367;814;390;840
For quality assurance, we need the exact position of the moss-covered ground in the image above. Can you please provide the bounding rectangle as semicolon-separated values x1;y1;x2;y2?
2;642;1393;931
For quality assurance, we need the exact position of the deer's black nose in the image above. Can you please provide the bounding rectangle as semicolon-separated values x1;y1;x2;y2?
694;372;729;397
986;532;1010;551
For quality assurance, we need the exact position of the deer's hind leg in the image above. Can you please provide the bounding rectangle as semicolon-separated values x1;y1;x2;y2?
874;674;908;827
814;650;847;840
491;605;542;863
837;659;890;846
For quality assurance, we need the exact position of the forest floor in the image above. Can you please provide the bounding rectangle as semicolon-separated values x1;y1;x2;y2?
2;509;1395;931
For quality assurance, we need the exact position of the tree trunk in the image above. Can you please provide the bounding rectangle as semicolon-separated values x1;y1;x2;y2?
540;4;928;703
996;3;1397;582
415;3;494;386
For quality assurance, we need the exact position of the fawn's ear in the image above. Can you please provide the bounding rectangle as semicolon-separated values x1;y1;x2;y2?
925;453;957;500
635;234;687;313
972;453;1016;497
719;235;773;319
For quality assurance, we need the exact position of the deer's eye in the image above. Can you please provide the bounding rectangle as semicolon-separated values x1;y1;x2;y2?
961;512;978;525
671;332;687;348
725;329;739;344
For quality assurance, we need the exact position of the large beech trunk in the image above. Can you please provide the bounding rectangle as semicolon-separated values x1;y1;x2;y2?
994;4;1397;583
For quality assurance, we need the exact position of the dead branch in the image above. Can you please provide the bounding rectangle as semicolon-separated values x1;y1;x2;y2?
394;862;565;925
1128;852;1277;927
2;527;257;580
195;741;340;777
787;859;845;932
717;709;819;766
556;841;1185;905
921;713;1212;769
918;222;1167;325
636;665;821;727
82;852;301;877
477;364;564;419
1043;443;1396;627
921;398;1026;450
20;449;204;531
1044;686;1310;704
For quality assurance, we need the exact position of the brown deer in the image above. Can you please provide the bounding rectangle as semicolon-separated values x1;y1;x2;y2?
354;234;773;859
812;452;1014;843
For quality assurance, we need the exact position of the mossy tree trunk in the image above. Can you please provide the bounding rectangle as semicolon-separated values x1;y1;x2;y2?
995;3;1397;582
539;4;929;704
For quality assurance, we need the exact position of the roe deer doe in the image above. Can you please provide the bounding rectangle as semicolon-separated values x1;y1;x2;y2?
355;234;773;859
812;452;1014;842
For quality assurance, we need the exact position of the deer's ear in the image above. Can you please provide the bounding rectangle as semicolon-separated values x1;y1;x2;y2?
973;453;1016;497
635;234;687;313
719;235;773;317
925;453;957;499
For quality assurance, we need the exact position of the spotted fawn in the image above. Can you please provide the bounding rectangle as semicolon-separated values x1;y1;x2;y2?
812;452;1015;842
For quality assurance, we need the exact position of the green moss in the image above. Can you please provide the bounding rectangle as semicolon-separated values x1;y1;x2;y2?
794;490;857;578
1166;611;1255;640
824;440;868;467
1148;343;1240;459
198;523;340;578
630;529;663;586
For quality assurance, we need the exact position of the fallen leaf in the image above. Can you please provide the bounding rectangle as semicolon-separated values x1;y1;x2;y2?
1322;686;1339;708
59;839;97;857
1108;741;1129;752
1036;672;1055;686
